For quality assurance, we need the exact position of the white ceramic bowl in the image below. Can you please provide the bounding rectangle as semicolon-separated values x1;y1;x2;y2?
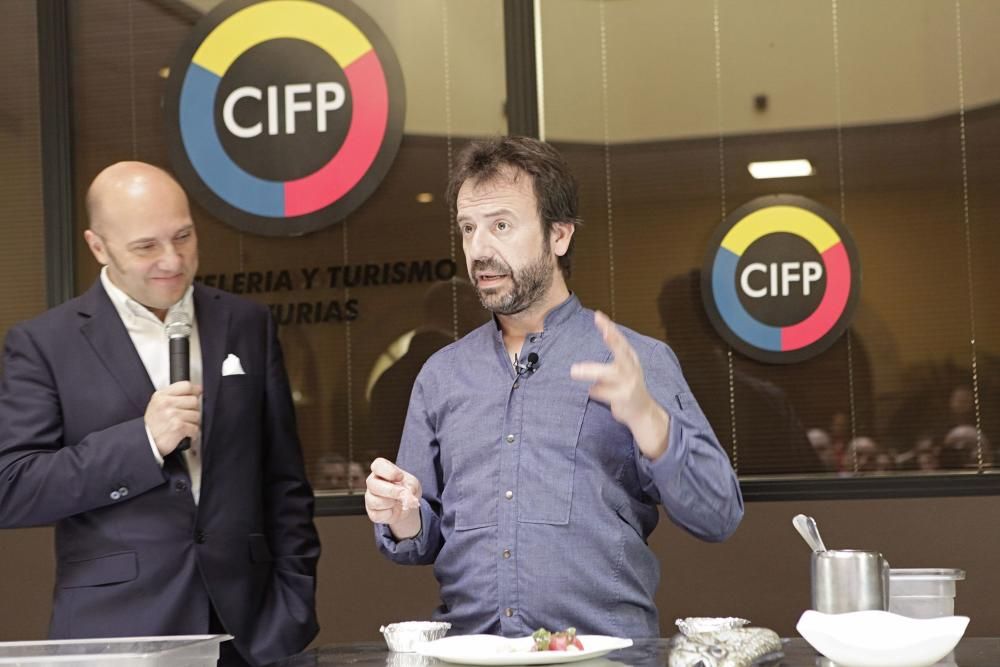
796;609;969;667
380;621;452;653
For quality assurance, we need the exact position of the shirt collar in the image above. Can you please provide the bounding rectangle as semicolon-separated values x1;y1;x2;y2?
541;292;582;330
100;265;195;328
490;292;581;336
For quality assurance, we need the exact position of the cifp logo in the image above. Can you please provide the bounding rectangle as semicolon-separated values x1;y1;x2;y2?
701;195;861;364
164;0;405;236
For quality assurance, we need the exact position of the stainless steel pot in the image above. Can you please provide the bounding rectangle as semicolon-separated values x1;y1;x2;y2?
811;549;890;613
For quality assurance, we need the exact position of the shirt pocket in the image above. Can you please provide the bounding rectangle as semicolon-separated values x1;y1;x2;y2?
453;442;499;530
219;372;262;395
516;381;589;525
58;551;138;588
516;439;577;525
216;373;264;422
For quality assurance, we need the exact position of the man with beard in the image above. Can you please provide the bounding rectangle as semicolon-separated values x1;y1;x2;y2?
365;137;742;637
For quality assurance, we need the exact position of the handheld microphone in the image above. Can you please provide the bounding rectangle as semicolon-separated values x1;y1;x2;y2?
165;312;192;453
516;352;540;376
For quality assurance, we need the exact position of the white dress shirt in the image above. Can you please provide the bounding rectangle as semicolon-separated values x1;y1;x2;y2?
100;267;204;503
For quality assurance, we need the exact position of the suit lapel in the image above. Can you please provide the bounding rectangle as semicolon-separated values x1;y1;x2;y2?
78;281;155;414
194;285;229;454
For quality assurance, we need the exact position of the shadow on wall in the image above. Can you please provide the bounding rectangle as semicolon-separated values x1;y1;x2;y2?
657;269;879;476
365;279;489;462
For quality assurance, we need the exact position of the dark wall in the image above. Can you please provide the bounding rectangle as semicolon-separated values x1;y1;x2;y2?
2;496;997;644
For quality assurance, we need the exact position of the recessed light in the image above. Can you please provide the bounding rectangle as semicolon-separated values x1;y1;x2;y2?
416;192;434;204
157;67;171;79
748;159;815;179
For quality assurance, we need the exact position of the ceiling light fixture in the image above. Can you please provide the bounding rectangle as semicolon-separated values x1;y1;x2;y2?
747;159;815;180
415;193;434;204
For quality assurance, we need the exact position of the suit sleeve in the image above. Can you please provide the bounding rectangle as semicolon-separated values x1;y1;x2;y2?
634;341;744;542
0;325;167;528
374;368;444;564
247;311;321;663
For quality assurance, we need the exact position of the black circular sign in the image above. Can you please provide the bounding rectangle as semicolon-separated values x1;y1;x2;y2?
164;0;406;236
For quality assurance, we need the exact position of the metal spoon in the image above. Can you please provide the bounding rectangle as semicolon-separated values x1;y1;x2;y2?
792;514;827;553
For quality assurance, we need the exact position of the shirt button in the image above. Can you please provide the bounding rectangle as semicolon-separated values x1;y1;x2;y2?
505;490;513;500
504;608;514;617
109;490;121;501
175;480;188;492
194;531;206;544
502;549;511;559
506;434;516;443
529;336;537;342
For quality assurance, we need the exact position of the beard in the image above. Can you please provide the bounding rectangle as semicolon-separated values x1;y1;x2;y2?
471;246;555;316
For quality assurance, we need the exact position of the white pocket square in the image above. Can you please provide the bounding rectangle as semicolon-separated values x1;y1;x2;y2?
222;354;246;376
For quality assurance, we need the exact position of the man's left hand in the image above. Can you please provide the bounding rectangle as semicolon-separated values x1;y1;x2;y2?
571;310;670;460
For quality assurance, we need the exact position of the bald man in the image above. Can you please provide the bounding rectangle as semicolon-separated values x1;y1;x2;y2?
0;162;320;666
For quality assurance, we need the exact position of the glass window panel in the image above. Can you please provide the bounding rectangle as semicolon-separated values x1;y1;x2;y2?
959;0;1000;471
67;0;503;492
0;0;46;339
540;0;1000;478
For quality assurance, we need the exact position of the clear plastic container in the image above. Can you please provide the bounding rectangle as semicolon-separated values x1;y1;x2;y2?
889;568;966;619
0;635;231;666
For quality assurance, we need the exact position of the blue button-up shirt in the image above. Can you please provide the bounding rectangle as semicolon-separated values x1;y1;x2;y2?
375;295;743;637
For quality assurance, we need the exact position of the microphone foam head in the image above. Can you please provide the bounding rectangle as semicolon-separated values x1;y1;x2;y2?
164;311;193;339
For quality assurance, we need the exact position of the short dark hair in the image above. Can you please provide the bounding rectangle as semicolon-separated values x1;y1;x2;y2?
447;136;582;278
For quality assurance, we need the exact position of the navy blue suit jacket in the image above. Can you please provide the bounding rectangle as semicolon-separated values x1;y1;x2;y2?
0;280;320;666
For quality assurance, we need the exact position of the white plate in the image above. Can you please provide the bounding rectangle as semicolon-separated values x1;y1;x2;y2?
414;634;633;665
796;609;969;667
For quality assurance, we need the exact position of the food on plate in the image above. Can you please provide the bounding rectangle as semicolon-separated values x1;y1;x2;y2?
531;627;584;652
399;487;420;511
